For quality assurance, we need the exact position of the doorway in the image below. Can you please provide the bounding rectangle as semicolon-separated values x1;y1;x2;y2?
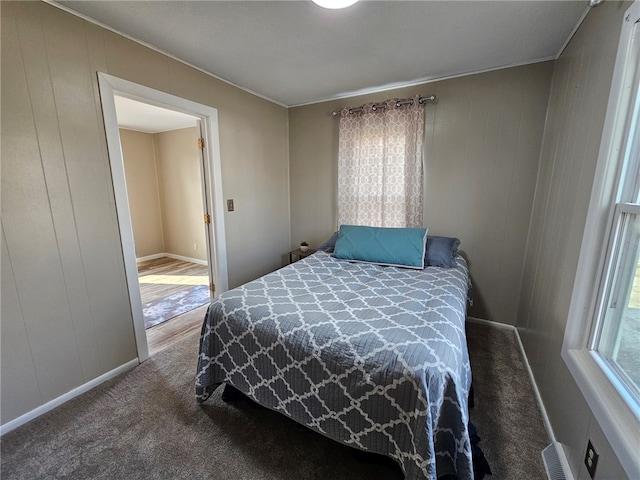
116;101;209;353
98;73;229;362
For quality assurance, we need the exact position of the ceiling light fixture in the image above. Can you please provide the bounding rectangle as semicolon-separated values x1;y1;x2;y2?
312;0;359;9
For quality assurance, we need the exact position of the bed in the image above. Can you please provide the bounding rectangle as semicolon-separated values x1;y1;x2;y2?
195;228;475;480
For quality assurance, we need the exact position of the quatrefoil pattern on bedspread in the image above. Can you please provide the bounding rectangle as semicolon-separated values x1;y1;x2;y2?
196;251;473;480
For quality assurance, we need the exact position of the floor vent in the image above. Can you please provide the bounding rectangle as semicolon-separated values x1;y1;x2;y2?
542;442;574;480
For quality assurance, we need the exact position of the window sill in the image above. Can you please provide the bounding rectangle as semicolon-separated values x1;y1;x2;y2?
562;348;640;478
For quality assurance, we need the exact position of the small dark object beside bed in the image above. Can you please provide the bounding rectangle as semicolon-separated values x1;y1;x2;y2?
196;227;487;479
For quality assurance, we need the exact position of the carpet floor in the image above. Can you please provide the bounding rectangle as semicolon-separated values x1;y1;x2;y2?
1;309;549;479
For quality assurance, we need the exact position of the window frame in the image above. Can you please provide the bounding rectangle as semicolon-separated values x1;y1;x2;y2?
562;3;640;477
590;202;640;404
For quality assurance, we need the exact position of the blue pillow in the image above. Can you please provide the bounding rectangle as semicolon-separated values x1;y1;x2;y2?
425;235;460;268
333;225;428;269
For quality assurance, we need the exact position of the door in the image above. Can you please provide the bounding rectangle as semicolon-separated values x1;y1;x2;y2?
197;120;216;301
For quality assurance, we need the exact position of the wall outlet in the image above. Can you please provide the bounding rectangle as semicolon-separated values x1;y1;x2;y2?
227;199;234;211
584;440;598;479
193;243;197;251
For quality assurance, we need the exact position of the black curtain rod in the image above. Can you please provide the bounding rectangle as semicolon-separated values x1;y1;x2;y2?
331;94;436;116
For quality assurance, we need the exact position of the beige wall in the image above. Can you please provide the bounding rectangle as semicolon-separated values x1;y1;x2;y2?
120;127;207;262
289;62;553;325
120;129;165;258
518;3;631;478
155;127;207;262
1;1;289;425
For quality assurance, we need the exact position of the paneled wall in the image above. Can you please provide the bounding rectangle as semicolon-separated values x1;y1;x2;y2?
517;2;631;478
289;62;553;325
1;1;289;425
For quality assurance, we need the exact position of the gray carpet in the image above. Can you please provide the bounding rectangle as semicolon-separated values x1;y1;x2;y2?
465;321;549;479
1;309;548;479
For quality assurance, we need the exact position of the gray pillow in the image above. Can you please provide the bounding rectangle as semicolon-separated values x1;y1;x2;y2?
425;235;460;268
317;231;339;252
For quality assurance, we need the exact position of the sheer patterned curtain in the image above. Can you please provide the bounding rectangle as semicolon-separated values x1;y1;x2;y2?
337;95;424;228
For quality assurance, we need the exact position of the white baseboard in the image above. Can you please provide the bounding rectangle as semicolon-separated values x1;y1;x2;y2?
466;316;556;443
165;253;208;266
136;253;165;263
466;316;517;330
136;253;207;266
513;326;556;443
0;358;139;436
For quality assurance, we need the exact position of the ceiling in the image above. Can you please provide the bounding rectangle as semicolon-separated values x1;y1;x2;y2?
114;96;198;133
54;0;589;107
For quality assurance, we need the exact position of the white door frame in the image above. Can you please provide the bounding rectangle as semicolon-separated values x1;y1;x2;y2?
97;72;228;362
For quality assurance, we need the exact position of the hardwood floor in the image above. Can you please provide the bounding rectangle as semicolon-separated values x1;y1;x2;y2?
137;256;209;304
137;256;209;355
145;305;206;356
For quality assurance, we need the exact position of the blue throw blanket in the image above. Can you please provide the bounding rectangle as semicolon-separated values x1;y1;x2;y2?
196;251;473;479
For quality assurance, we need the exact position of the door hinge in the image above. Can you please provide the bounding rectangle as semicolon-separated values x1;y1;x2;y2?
197;138;205;149
204;214;211;224
209;282;216;294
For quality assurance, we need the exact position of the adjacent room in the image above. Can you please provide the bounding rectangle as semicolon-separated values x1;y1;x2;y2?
116;96;213;353
2;1;639;479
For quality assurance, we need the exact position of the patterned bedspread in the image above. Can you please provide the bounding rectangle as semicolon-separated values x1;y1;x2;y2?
196;251;473;480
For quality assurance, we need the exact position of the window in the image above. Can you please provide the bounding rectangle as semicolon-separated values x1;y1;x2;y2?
591;16;640;409
592;206;640;402
563;3;640;477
